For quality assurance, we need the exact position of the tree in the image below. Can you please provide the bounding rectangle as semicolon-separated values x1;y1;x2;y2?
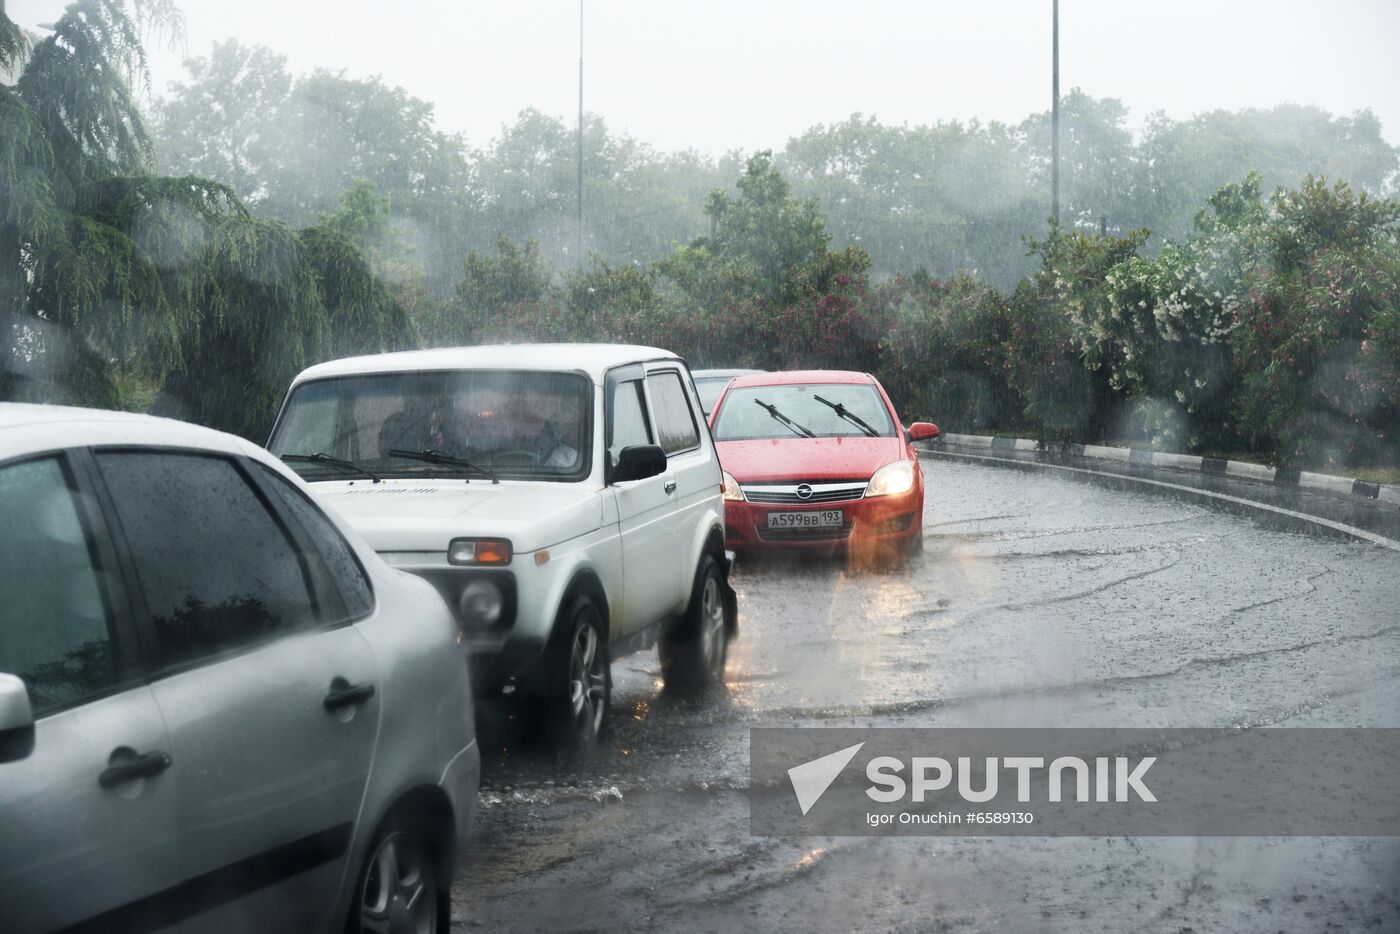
2;2;407;438
154;48;476;295
153;39;290;200
2;0;189;404
1138;105;1398;245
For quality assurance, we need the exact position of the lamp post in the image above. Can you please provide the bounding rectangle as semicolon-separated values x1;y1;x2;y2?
1051;0;1060;227
577;0;584;267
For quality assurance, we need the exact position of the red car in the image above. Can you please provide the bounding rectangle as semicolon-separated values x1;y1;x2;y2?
707;370;939;556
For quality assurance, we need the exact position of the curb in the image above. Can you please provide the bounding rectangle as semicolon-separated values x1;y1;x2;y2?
935;433;1400;507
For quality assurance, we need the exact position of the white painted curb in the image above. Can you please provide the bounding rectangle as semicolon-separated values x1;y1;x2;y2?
929;433;1398;505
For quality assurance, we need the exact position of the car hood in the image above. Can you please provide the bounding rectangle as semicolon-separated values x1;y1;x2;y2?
307;479;604;553
714;436;907;483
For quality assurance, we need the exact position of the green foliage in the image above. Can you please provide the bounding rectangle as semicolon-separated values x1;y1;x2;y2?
565;260;659;323
1;3;409;438
1229;177;1400;465
880;273;1016;430
153;42;475;296
6;11;1400;474
996;225;1146;442
154;40;291;198
437;236;555;344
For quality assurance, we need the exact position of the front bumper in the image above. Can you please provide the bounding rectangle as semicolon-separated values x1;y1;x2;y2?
724;489;922;551
380;554;552;691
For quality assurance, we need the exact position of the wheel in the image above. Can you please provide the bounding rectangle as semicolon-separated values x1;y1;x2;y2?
541;595;611;748
659;555;729;696
350;817;446;934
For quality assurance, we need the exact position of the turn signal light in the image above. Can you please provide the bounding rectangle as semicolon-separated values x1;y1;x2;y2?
448;537;513;566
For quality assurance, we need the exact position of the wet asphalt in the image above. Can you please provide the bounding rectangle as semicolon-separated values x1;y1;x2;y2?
451;454;1400;933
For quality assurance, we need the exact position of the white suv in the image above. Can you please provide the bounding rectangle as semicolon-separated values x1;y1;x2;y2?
268;344;737;745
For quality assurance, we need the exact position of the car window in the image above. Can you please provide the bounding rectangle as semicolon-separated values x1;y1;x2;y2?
608;379;652;467
694;378;729;414
0;456;119;714
96;451;318;670
647;370;700;455
711;383;896;441
257;465;374;621
269;369;592;482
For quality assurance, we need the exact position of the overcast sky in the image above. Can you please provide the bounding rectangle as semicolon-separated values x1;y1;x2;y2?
10;0;1400;152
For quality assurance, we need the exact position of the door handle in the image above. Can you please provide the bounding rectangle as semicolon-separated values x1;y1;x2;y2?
324;681;376;711
99;750;172;788
664;479;677;494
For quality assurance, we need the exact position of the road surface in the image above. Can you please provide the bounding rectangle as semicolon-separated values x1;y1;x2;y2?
452;455;1400;932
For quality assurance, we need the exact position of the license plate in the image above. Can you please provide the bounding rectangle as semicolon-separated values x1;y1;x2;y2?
766;509;843;529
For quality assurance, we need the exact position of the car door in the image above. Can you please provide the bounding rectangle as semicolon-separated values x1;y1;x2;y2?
0;452;179;934
643;365;713;612
604;365;675;635
93;448;380;933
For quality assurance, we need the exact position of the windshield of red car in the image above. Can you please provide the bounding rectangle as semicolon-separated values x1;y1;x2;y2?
710;384;895;441
269;369;592;481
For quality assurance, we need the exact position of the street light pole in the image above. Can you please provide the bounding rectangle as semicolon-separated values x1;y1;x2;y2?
1051;0;1060;227
576;0;582;266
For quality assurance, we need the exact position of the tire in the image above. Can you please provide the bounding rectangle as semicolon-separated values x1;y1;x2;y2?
659;555;729;696
348;814;448;934
540;594;611;749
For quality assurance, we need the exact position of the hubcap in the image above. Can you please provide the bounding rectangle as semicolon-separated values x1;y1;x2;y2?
360;832;435;934
569;618;607;739
700;573;726;679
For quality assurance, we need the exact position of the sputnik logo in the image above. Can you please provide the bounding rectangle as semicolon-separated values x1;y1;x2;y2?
787;742;865;815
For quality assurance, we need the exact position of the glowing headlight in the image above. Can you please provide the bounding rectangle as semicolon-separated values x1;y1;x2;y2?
865;460;916;497
458;579;504;627
721;470;745;502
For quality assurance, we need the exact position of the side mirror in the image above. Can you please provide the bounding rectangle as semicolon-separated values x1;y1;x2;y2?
0;674;35;763
907;422;940;442
612;444;667;483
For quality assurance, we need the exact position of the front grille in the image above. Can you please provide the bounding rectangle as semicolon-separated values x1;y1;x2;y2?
742;481;867;505
756;522;854;542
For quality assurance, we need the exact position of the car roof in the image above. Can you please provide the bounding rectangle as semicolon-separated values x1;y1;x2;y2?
692;368;765;379
726;370;876;388
0;402;261;460
291;343;680;385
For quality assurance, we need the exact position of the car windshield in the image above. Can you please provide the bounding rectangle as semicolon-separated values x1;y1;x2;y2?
693;377;731;413
268;370;591;481
711;384;894;441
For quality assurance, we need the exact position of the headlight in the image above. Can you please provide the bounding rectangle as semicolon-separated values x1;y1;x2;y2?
865;460;916;497
448;537;512;566
459;579;504;627
721;470;745;502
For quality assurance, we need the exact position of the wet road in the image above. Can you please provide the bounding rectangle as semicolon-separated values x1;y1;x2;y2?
452;455;1400;932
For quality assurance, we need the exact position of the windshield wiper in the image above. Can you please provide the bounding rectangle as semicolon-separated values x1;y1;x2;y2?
813;395;879;437
389;448;499;484
754;398;815;439
281;452;382;482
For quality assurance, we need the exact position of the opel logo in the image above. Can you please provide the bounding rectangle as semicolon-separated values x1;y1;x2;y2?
795;483;813;500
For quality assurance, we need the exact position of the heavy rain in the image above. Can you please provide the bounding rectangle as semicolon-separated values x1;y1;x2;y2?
1;1;1398;932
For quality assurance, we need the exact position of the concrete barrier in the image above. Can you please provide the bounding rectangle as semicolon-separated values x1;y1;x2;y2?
930;434;1398;508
